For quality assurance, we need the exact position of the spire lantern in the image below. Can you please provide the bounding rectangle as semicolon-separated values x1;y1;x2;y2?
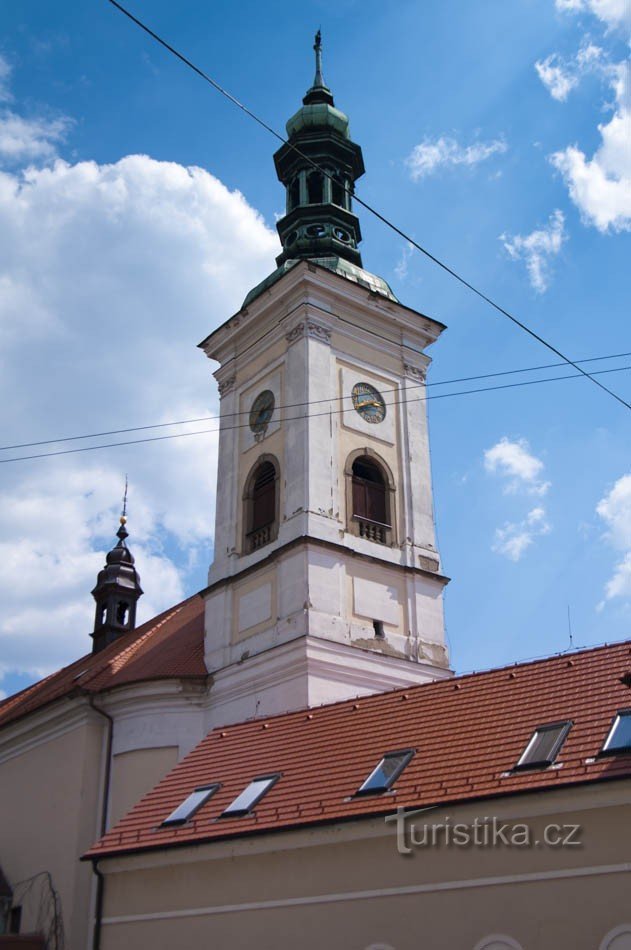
273;32;365;269
90;486;143;654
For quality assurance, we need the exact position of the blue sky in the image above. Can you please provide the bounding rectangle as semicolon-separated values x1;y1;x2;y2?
0;0;629;698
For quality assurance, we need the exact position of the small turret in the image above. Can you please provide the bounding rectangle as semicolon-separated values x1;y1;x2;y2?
90;487;143;654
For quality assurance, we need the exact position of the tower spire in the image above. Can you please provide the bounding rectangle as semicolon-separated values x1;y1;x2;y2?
303;30;334;106
90;482;143;654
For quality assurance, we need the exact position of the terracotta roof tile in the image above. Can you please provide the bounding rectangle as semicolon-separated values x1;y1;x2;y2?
0;594;206;730
85;638;631;860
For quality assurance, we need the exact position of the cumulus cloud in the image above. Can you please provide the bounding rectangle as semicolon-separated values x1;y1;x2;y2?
550;63;631;232
500;209;567;292
484;437;551;496
405;135;507;180
596;474;631;605
492;507;551;562
0;149;279;686
555;0;631;30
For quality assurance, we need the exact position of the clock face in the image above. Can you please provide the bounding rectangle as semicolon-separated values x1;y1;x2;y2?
351;382;386;423
249;390;275;434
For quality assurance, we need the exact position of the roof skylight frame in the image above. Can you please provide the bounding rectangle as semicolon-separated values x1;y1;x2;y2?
601;708;631;756
220;773;281;818
161;783;221;827
513;720;573;771
355;748;415;796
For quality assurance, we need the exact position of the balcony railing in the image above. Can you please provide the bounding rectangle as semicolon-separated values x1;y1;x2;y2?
248;524;272;552
356;517;389;545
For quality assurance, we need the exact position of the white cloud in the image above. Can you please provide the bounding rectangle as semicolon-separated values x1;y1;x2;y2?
484;437;551;495
485;440;551;560
394;242;413;279
0;111;71;162
500;209;567;292
405;135;507;180
535;43;604;102
493;507;551;561
0;150;279;685
0;55;72;162
596;473;631;549
535;54;580;101
551;63;631;232
0;54;11;103
596;473;631;606
555;0;631;30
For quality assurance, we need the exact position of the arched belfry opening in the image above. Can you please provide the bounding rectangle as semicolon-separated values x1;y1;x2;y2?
244;457;280;553
346;452;395;545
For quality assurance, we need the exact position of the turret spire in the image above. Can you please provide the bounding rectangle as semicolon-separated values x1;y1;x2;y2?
90;483;143;654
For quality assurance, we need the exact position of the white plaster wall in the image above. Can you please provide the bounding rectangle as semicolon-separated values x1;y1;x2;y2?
202;264;450;684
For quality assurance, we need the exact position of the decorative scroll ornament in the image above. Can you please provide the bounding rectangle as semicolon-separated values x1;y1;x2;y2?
285;322;331;344
285;324;305;344
218;375;236;398
403;363;427;384
307;322;331;343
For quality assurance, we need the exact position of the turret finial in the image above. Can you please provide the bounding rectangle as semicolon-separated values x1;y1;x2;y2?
117;475;129;541
313;30;324;88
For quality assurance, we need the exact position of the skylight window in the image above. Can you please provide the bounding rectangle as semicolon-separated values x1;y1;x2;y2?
602;710;631;755
161;784;220;827
514;721;572;771
221;774;280;818
356;749;414;795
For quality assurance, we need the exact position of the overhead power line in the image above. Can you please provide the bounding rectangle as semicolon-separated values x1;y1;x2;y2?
1;364;628;465
106;0;631;413
1;351;629;454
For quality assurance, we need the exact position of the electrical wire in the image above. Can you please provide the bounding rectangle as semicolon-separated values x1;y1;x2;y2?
1;350;628;454
105;0;631;413
1;363;628;465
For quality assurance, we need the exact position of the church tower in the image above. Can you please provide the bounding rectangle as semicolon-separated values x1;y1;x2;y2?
199;36;451;724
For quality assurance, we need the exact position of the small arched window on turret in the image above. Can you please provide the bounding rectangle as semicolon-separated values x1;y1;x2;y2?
288;176;300;211
244;457;280;553
346;452;395;546
307;170;324;205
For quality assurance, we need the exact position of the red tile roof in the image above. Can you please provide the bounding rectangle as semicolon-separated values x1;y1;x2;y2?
0;594;207;730
85;638;631;860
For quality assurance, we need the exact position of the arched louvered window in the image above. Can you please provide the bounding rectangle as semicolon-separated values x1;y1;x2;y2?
245;457;279;553
331;173;345;207
349;455;393;545
288;176;300;211
307;171;324;204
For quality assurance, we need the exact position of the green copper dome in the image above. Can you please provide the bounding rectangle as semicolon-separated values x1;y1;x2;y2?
286;101;351;140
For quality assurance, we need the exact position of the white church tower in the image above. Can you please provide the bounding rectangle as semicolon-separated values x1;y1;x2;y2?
199;34;452;725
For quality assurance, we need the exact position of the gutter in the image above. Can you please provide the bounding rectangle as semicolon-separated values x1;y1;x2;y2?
87;696;114;950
